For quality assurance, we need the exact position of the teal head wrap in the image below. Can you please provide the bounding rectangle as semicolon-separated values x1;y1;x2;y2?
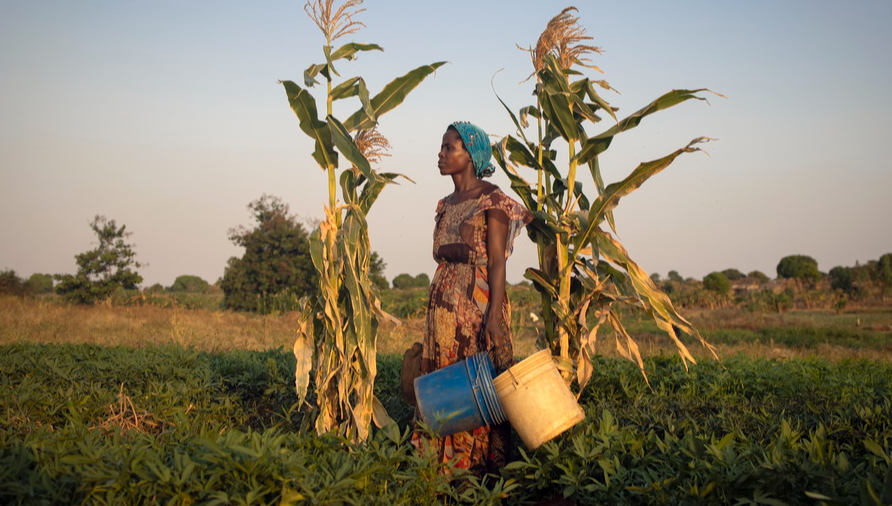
450;121;495;179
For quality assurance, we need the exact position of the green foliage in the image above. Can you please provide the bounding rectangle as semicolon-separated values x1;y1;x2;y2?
829;266;856;295
221;195;315;313
145;283;164;293
777;254;821;283
392;272;430;289
3;342;892;505
667;270;684;283
54;215;143;304
369;251;388;291
170;274;210;293
379;286;428;318
703;271;731;295
493;7;717;390
877;253;892;292
748;270;770;284
720;268;745;281
25;273;54;294
0;269;29;296
286;0;443;440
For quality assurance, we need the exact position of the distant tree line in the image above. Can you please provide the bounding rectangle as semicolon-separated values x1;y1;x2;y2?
651;253;892;312
3;203;889;316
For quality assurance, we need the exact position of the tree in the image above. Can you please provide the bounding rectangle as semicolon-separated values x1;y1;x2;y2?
55;216;143;304
828;266;855;294
877;253;892;293
720;268;745;281
25;273;54;294
0;269;29;296
392;273;430;289
369;252;388;291
221;195;316;313
776;254;821;283
667;270;684;283
703;271;731;295
748;270;770;284
414;273;430;288
170;275;210;293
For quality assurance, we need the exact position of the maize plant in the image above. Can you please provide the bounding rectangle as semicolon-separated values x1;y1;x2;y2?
282;0;444;441
493;7;719;392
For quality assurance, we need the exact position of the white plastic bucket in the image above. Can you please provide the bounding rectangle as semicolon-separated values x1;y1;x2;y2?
493;349;585;449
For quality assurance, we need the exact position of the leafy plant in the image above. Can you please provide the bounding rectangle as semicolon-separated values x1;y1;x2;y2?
493;7;718;389
221;195;316;313
54;215;143;304
282;0;445;440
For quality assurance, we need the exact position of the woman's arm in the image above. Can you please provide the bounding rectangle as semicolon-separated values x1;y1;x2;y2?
483;208;509;349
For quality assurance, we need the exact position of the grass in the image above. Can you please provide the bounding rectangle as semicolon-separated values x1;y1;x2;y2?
4;296;892;363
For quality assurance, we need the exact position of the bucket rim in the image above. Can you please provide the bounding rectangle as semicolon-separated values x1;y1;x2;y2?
471;353;507;425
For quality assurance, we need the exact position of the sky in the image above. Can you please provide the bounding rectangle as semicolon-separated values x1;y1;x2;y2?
2;0;891;288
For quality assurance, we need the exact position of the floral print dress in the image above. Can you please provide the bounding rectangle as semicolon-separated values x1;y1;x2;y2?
412;186;533;475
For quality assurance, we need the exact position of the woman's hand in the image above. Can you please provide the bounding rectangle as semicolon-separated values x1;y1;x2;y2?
484;312;508;350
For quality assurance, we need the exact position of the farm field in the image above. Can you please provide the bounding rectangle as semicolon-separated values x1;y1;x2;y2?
2;295;892;505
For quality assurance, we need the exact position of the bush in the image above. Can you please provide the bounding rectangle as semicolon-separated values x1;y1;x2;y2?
0;269;29;296
703;271;731;295
720;268;745;281
748;270;770;284
777;254;821;283
380;287;428;318
25;273;54;294
170;275;210;293
392;272;430;289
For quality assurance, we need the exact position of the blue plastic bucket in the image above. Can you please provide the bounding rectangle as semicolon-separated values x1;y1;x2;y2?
414;352;507;437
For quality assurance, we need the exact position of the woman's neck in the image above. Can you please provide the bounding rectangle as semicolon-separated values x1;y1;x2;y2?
448;176;489;203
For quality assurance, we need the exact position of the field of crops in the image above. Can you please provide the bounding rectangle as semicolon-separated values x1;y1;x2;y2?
2;297;892;505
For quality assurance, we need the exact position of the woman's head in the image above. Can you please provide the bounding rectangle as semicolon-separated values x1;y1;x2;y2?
448;121;495;179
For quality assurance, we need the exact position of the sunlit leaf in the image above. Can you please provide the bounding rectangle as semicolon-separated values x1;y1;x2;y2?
330;42;383;61
281;80;337;169
343;62;447;131
576;89;719;165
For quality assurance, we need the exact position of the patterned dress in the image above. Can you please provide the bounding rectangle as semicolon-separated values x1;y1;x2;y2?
412;186;533;475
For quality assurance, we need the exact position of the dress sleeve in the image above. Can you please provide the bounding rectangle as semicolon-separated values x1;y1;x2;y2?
475;188;534;258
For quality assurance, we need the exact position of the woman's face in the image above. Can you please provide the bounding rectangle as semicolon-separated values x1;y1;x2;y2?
438;127;473;177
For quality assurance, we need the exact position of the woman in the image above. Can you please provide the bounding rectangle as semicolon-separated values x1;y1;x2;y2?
412;121;533;476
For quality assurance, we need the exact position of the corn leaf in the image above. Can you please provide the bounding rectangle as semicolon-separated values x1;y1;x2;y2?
576;137;710;251
576;89;717;165
331;42;383;61
327;115;372;178
342;62;447;131
293;314;314;404
281;80;337;169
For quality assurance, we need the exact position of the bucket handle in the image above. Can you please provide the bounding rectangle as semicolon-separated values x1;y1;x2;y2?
505;367;523;388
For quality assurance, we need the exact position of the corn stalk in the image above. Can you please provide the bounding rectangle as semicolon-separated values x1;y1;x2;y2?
283;0;444;441
493;7;719;392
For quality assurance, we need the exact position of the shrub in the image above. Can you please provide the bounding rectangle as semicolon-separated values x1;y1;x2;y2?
170;275;210;293
703;271;731;295
0;269;29;296
25;273;54;294
392;273;429;289
777;254;821;283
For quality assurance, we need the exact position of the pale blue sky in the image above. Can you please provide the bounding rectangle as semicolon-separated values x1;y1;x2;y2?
2;1;890;287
